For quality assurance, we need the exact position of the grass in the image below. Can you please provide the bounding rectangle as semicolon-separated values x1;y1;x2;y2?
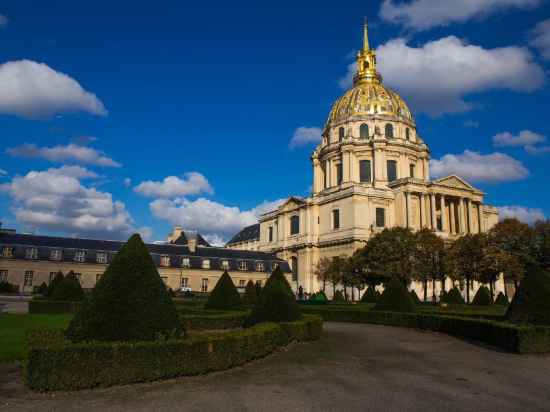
0;313;73;363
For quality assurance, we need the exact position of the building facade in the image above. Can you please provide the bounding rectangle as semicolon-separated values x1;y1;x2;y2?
227;24;502;299
0;226;290;293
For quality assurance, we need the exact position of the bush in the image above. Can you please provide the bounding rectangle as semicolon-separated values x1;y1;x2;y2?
29;300;82;314
36;282;48;296
495;292;509;306
51;272;85;302
242;280;258;306
472;286;492;306
0;281;18;293
25;315;323;391
247;267;301;325
46;271;64;298
66;234;182;343
373;277;416;313
311;291;327;302
332;290;345;302
204;271;242;311
409;289;421;304
180;311;248;330
507;265;550;326
361;286;379;303
442;287;465;305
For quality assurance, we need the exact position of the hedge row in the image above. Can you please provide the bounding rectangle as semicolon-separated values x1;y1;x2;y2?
179;311;249;330
301;308;550;354
28;300;82;314
25;315;323;391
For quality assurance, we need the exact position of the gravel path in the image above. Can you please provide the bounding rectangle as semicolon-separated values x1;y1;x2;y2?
2;322;550;411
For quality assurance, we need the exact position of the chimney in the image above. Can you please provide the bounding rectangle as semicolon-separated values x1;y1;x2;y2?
167;226;184;243
187;231;198;253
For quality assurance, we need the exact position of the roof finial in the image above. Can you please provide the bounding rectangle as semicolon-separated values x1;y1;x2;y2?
363;17;370;51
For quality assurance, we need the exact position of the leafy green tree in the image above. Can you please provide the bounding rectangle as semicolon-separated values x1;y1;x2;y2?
327;256;346;297
479;245;520;299
66;234;182;342
332;290;345;302
313;257;332;292
506;265;550;326
205;271;243;311
471;285;492;306
448;233;486;303
51;271;85;301
413;229;446;302
533;220;550;271
373;277;416;313
46;271;64;298
242;280;258;306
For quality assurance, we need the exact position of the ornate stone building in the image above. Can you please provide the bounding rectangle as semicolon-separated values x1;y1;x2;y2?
227;24;501;299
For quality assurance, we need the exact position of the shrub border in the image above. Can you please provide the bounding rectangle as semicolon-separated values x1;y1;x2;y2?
179;311;249;330
25;315;323;391
28;300;82;314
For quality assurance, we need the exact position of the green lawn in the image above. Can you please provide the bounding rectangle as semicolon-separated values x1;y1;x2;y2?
0;313;73;363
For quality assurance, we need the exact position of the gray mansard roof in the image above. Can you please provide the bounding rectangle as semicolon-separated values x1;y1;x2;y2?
226;223;260;246
0;232;290;273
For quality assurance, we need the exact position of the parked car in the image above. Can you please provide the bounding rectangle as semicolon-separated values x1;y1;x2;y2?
180;286;193;293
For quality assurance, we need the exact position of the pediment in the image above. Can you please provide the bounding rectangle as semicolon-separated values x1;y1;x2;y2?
279;196;306;211
433;175;475;191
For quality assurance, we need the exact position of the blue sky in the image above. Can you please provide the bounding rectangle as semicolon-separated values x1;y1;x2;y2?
0;0;549;244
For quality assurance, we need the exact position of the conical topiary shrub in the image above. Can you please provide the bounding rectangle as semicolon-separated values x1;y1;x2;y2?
332;290;345;302
472;285;492;306
246;267;300;326
37;282;48;296
442;287;465;304
46;271;64;298
361;286;379;303
409;289;421;304
311;290;327;302
495;292;509;306
242;280;258;306
507;265;550;326
51;271;85;301
66;234;183;342
205;271;243;311
373;277;416;313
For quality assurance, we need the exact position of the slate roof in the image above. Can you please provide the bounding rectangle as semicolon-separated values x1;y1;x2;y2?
0;232;290;273
226;223;260;245
172;232;211;247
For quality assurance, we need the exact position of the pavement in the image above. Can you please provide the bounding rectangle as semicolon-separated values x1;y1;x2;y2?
1;322;550;411
0;295;29;313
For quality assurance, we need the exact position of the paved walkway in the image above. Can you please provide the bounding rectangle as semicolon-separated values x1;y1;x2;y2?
2;322;550;411
0;296;29;313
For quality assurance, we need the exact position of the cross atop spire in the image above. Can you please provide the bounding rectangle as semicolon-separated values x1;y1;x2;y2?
353;19;382;86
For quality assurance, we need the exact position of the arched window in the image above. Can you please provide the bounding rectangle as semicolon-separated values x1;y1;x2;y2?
338;127;345;142
406;128;410;140
385;123;394;138
359;123;369;139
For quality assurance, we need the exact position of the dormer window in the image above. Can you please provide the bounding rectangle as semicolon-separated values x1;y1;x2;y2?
160;255;171;267
2;247;14;258
50;249;62;261
238;260;247;271
202;259;211;269
26;248;38;260
96;252;108;264
74;250;86;263
181;257;190;268
221;260;230;270
256;262;265;272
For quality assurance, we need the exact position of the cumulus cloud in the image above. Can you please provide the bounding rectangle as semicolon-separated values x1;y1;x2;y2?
380;0;541;31
498;206;546;225
7;143;121;167
493;130;550;154
0;60;107;119
0;166;144;239
0;169;6;176
530;18;550;60
123;177;132;187
0;14;8;27
430;150;529;183
339;36;544;116
149;197;286;243
289;127;322;148
134;172;214;198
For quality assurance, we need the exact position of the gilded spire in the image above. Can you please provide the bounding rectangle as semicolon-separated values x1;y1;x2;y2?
363;18;369;51
353;20;382;86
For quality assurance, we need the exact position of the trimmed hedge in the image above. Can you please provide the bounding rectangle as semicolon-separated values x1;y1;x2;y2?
495;292;509;306
180;311;249;331
204;271;243;311
361;286;379;303
25;315;323;391
51;272;85;302
29;300;82;314
442;287;465;305
472;286;492;306
300;307;550;354
373;277;415;313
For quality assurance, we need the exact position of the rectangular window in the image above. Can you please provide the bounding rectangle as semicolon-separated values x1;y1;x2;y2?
359;159;372;183
0;270;7;282
24;270;34;287
256;262;265;272
332;209;340;229
336;163;343;185
268;226;273;242
387;160;397;182
290;215;300;235
181;277;189;288
2;247;14;258
74;250;86;263
201;278;208;292
239;260;248;271
410;164;415;178
221;260;230;270
202;259;210;269
160;255;170;267
239;279;246;288
26;248;38;260
96;252;108;264
376;208;386;227
181;257;190;268
50;249;62;261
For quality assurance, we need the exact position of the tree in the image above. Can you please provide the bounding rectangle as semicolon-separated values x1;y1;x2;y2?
46;271;64;298
205;271;243;311
448;233;486;303
332;290;345;302
66;234;182;342
313;257;332;292
242;280;258;306
51;271;85;301
441;287;465;304
479;245;520;299
327;256;346;297
506;265;550;326
471;285;492;306
37;282;48;296
247;267;301;325
533;220;550;271
495;292;509;306
373;277;416;313
360;285;379;303
409;289;421;304
413;229;446;303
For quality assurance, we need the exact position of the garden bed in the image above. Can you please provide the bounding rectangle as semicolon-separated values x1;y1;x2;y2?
25;314;323;391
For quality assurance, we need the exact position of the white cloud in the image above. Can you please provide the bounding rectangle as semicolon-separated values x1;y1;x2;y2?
339;36;544;116
289;127;322;148
0;14;8;27
430;150;529;183
0;166;143;239
0;60;107;119
493;130;550;154
525;145;550;155
134;172;214;198
380;0;541;31
530;18;550;60
123;177;132;187
7;143;121;167
0;169;6;176
498;206;545;225
149;197;286;243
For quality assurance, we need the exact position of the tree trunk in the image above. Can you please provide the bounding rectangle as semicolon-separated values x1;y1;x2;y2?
323;280;326;292
423;279;428;303
351;287;355;302
466;277;470;303
432;278;437;303
332;281;336;298
489;281;494;301
344;285;348;301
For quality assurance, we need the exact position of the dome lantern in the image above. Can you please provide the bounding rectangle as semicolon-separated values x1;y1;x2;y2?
353;19;382;86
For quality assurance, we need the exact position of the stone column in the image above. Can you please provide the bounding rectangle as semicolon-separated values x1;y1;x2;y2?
440;195;447;233
342;151;350;183
477;203;483;233
430;193;437;230
449;200;456;234
458;198;465;234
312;158;321;194
419;193;425;228
465;199;472;233
405;192;412;228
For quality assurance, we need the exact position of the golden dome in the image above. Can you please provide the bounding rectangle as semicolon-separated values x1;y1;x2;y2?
326;22;414;128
